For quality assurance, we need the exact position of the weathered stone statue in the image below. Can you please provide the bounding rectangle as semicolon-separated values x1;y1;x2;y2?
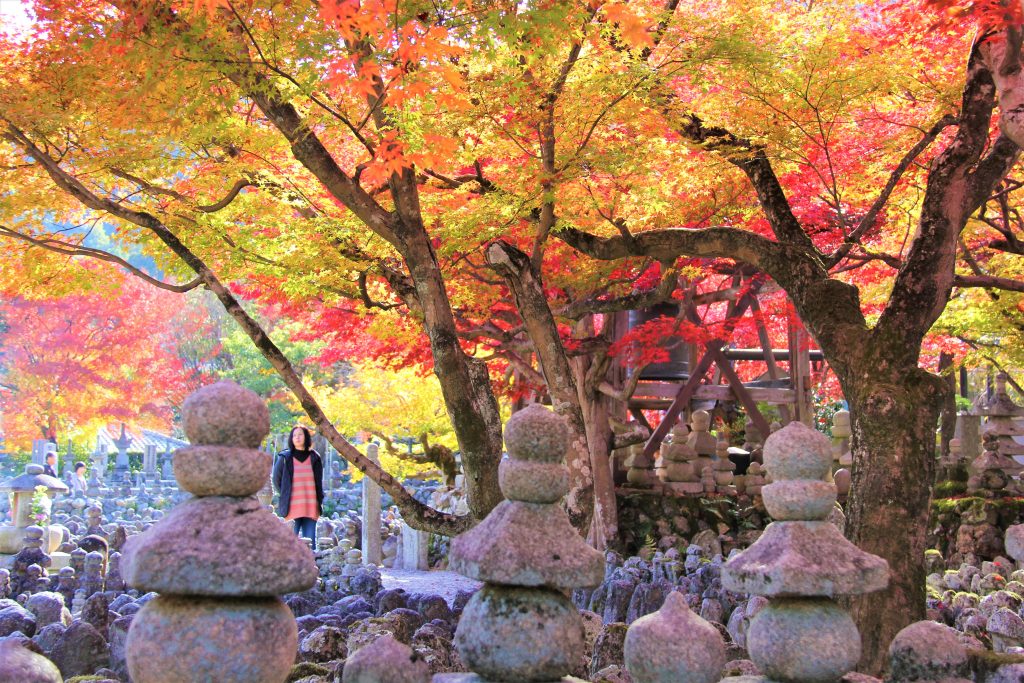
440;404;605;682
122;381;318;682
721;422;889;682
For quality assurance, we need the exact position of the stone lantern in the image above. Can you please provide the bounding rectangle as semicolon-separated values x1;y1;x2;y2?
0;463;70;565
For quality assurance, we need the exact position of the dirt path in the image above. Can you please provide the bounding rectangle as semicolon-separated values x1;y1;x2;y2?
380;568;481;606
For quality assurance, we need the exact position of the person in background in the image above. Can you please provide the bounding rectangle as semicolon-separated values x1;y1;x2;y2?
272;426;324;546
43;452;57;478
70;461;88;497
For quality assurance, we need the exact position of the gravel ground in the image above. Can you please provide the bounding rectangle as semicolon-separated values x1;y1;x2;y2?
380;568;482;606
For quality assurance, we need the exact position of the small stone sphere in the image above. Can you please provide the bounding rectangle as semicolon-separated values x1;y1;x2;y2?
762;422;832;482
761;480;837;520
0;640;62;683
456;585;583;681
172;446;272;497
498;458;569;503
624;591;725;683
126;595;297;683
746;598;860;682
888;620;970;681
833;468;852;496
503;404;570;464
182;381;270;448
691;410;712;431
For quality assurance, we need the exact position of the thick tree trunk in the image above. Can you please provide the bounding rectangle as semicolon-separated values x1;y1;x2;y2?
402;229;504;520
577;373;618;549
843;362;944;676
486;240;596;532
571;314;619;549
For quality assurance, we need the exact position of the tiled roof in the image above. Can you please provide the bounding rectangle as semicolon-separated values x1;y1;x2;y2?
96;423;188;453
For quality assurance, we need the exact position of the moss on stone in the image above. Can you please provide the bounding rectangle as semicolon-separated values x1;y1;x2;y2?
66;677;110;683
934;481;968;498
285;663;331;683
968;648;1024;677
931;497;970;515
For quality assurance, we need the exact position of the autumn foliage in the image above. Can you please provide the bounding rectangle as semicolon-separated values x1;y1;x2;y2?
0;261;205;450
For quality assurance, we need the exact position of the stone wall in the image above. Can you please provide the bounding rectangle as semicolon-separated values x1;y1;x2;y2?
929;496;1024;567
614;492;765;557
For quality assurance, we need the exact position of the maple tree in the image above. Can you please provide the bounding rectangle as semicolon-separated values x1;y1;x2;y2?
0;260;195;450
2;0;1024;671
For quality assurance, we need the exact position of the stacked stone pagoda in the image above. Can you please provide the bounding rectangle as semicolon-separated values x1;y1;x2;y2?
831;409;853;468
658;423;703;493
624;442;656;487
722;422;889;682
976;373;1024;459
122;381;318;682
967;430;1023;496
439;404;605;682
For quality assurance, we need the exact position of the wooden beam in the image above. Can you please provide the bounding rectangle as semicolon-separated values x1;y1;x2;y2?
630;386;798;407
708;347;773;437
629;407;653;433
641;350;717;459
789;314;814;425
750;297;791;424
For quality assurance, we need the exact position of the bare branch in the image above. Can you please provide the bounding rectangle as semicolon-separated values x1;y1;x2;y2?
827;114;957;269
0;224;202;293
954;273;1024;292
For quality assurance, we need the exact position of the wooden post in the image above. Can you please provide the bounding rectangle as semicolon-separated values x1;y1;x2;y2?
789;313;813;426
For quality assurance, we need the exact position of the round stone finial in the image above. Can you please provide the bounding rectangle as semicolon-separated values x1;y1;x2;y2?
503;404;570;464
182;381;270;448
833;468;852;496
342;633;430;683
763;422;832;482
691;410;711;431
624;591;726;683
26;464;44;476
888;620;970;682
498;459;569;503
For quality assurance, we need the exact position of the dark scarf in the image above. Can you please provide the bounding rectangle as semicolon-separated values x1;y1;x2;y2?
290;447;311;463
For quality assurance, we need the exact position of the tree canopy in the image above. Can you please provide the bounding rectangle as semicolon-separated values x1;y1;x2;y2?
3;0;1024;671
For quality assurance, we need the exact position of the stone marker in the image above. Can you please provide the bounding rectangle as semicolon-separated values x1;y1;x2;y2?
721;422;889;683
436;404;605;682
343;633;431;683
400;521;430;571
122;380;318;682
362;443;383;566
623;590;726;683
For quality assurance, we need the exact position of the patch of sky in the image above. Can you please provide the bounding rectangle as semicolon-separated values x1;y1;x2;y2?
41;214;162;275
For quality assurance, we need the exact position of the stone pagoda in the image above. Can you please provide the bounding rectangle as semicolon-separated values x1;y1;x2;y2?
975;372;1024;467
658;423;703;493
438;404;605;682
122;381;318;682
624;442;657;488
721;422;889;682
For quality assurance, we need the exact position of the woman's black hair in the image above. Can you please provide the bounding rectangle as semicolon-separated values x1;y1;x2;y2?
74;461;86;471
289;426;312;453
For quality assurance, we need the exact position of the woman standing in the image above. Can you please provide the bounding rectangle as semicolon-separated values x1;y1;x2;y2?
272;426;324;545
70;461;88;498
